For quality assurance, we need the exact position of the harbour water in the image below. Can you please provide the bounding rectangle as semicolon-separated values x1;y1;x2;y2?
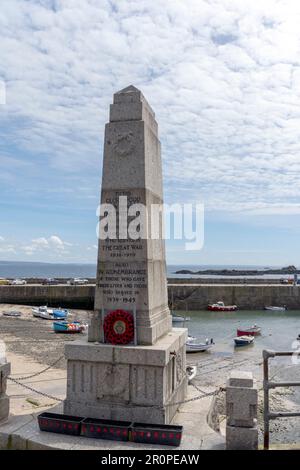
179;309;300;446
180;309;300;354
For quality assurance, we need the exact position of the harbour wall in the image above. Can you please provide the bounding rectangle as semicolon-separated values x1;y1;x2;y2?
0;283;300;310
0;284;95;309
169;284;300;310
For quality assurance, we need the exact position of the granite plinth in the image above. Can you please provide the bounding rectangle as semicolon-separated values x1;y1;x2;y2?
64;328;187;424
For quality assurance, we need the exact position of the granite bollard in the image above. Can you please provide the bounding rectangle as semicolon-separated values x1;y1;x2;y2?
226;371;258;450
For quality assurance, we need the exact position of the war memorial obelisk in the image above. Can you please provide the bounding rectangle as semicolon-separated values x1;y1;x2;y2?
64;86;187;424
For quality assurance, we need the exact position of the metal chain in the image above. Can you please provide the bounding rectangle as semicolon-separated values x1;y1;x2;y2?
6;354;223;407
8;376;220;408
9;355;64;381
7;376;63;402
165;360;222;407
6;355;65;402
165;387;219;407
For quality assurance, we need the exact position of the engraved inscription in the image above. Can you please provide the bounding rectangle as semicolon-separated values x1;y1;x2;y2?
98;261;147;306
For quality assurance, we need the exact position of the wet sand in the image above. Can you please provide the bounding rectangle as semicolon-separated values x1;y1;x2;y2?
0;304;93;368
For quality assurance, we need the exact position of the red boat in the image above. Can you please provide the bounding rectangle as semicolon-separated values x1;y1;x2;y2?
237;325;261;337
207;301;237;312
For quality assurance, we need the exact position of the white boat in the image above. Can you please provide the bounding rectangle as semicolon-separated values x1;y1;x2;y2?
32;306;52;319
234;335;254;346
186;365;197;382
32;306;69;320
264;306;287;311
186;336;214;353
172;315;190;322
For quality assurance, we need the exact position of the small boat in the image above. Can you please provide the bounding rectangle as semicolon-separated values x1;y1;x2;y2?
32;306;69;320
32;306;50;319
186;365;197;382
237;325;261;337
172;314;190;322
207;301;237;312
53;321;84;334
234;335;254;346
186;336;214;353
264;306;287;312
3;310;22;317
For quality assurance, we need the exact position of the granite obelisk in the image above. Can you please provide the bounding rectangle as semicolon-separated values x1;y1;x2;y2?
64;86;187;424
90;85;172;345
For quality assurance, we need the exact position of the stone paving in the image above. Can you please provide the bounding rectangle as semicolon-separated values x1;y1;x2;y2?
0;387;225;450
0;349;225;450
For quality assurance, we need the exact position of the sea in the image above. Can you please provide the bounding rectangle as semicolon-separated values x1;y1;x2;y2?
0;261;291;279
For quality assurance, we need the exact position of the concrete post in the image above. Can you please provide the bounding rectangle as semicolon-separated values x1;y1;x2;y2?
226;371;258;450
0;345;11;424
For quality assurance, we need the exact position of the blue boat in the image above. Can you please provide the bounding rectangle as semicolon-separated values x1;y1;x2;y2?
52;309;69;319
53;321;83;334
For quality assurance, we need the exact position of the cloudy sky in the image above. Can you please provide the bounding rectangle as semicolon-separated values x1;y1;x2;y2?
1;0;300;266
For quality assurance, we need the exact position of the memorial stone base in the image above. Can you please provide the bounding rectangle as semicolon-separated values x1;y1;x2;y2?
64;328;187;424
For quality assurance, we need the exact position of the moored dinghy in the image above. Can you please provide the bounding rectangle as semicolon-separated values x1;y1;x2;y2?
186;336;214;353
237;325;261;336
32;306;69;320
207;301;237;312
32;306;52;319
3;310;22;317
52;308;69;319
53;321;84;334
264;306;287;312
234;335;254;346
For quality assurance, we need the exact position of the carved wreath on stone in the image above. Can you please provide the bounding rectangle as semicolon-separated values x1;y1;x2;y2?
113;131;134;157
103;309;134;345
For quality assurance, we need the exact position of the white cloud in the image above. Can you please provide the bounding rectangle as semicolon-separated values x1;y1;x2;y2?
0;246;16;254
0;236;16;254
0;0;300;216
48;235;67;249
22;235;72;255
31;237;49;248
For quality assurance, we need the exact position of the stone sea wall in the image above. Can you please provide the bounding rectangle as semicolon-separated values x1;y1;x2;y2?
0;283;300;310
0;284;95;309
169;283;300;310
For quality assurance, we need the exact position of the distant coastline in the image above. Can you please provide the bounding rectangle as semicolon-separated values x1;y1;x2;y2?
0;260;299;279
175;265;299;276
